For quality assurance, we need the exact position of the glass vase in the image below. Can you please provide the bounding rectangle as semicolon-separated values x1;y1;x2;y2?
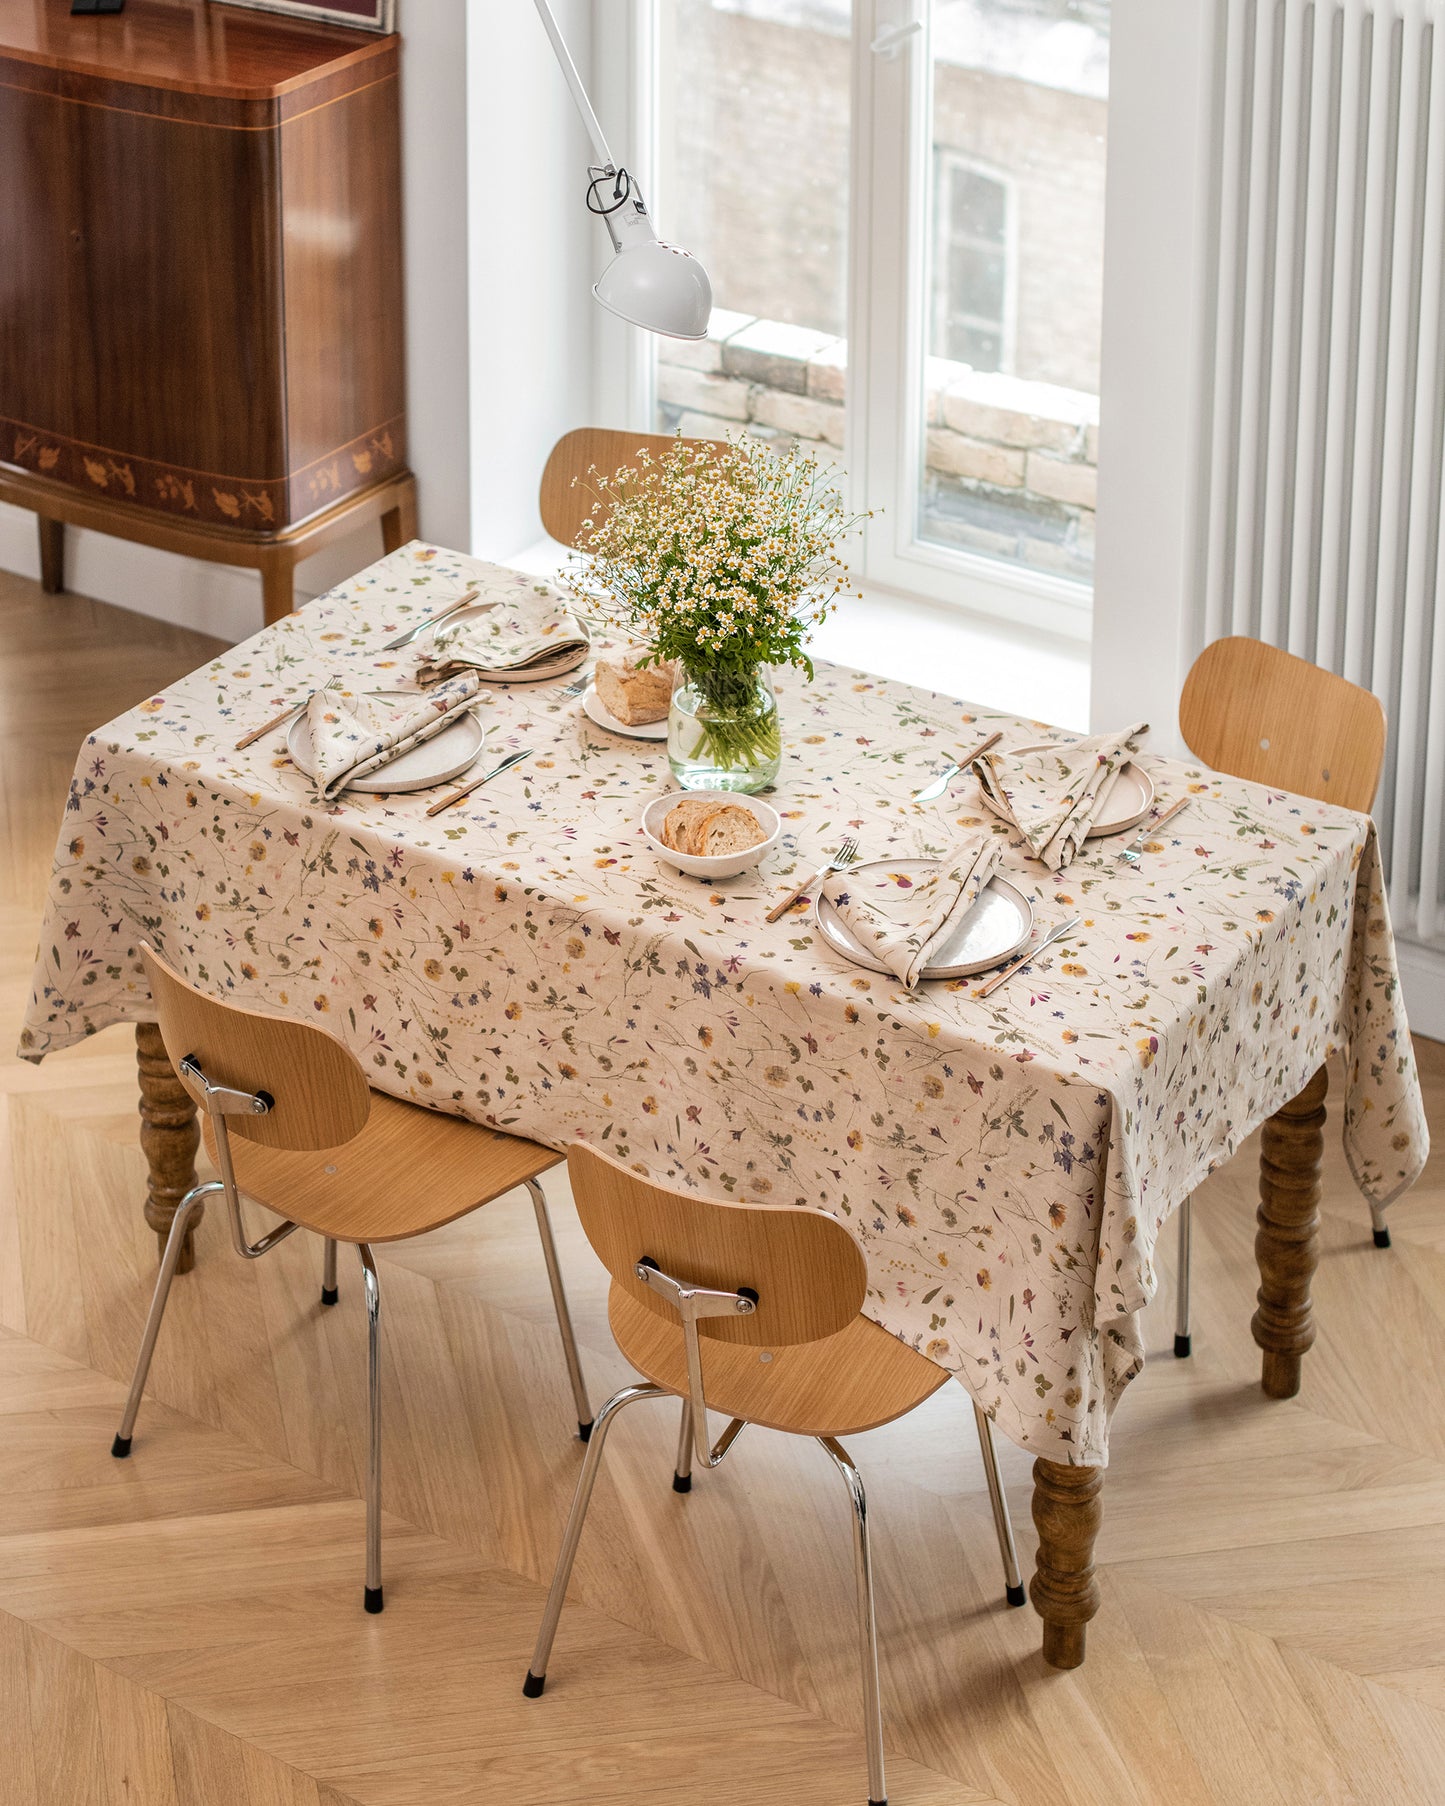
667;666;781;793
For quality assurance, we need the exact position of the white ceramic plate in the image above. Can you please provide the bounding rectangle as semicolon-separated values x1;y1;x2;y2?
981;742;1155;839
814;859;1035;981
583;681;669;741
288;708;486;795
641;790;782;878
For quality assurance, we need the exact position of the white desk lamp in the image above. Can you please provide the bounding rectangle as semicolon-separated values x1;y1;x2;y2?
532;0;712;339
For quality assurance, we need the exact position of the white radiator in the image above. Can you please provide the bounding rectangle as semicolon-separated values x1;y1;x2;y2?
1198;0;1445;953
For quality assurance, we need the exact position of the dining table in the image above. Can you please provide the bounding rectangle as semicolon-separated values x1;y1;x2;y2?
19;541;1429;1670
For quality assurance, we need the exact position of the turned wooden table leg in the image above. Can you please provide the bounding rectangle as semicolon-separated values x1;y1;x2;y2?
136;1023;202;1272
1030;1457;1104;1669
1252;1063;1328;1398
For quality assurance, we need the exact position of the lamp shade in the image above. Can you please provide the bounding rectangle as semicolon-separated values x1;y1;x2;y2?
593;239;713;340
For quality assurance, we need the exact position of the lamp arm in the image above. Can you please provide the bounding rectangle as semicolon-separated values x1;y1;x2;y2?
531;0;616;171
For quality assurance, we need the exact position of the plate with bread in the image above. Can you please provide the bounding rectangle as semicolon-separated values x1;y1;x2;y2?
642;790;782;878
582;654;674;740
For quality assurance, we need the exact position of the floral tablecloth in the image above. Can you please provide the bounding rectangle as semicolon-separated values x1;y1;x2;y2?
20;544;1428;1464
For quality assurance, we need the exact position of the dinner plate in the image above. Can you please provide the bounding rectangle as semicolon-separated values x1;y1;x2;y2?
287;708;486;794
814;859;1035;981
582;681;669;741
981;742;1155;839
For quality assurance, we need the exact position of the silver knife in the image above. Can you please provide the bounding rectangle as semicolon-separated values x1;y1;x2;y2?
912;729;1004;802
425;747;533;816
973;913;1082;999
382;586;481;651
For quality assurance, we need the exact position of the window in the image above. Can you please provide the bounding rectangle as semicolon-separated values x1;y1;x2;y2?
638;0;1109;635
931;154;1013;373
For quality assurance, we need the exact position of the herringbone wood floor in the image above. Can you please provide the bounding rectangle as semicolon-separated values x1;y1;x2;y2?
1;567;1442;1805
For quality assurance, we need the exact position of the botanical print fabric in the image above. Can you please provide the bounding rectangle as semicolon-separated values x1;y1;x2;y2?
19;544;1429;1465
306;670;483;799
414;572;590;681
834;836;1000;988
978;720;1149;870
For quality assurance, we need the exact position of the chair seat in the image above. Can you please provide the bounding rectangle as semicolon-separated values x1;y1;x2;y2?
609;1285;950;1438
205;1091;561;1244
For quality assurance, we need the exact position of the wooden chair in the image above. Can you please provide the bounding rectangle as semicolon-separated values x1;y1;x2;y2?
523;1145;1025;1806
539;427;725;549
113;943;593;1614
1172;636;1388;1356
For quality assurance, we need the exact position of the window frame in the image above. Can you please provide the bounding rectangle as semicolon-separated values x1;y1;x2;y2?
929;149;1017;375
600;0;1097;642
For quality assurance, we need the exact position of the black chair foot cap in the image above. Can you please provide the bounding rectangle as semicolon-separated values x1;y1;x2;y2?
363;1585;384;1614
1173;1332;1192;1359
320;1285;340;1306
523;1671;546;1698
1006;1582;1026;1608
577;1419;593;1443
672;1470;693;1493
111;1434;132;1459
869;1797;888;1804
1374;1226;1391;1249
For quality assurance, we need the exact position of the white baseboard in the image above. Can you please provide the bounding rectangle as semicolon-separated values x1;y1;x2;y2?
0;499;388;645
1396;936;1445;1045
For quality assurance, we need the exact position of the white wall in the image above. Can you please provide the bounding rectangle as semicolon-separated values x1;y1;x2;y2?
0;0;600;639
1089;0;1218;751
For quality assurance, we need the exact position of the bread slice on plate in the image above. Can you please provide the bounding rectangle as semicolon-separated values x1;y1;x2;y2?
698;805;766;857
661;798;718;855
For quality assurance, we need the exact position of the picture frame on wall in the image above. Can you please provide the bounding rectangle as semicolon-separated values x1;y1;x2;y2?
210;0;396;31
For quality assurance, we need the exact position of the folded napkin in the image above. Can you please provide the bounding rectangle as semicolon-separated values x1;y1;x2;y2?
306;672;482;799
977;722;1148;870
834;836;1000;988
415;572;590;681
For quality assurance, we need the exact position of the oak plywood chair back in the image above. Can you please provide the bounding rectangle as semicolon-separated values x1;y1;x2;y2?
539;428;727;550
1179;636;1386;813
141;942;370;1152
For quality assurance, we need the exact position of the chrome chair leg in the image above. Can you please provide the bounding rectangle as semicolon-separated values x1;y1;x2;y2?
819;1437;888;1806
1175;1196;1193;1357
972;1401;1024;1606
672;1400;695;1494
112;1181;222;1458
321;1236;339;1306
524;1382;667;1696
526;1177;593;1440
1370;1200;1391;1249
359;1242;383;1613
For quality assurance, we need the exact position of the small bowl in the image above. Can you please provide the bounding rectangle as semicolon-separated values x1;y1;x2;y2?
641;789;782;878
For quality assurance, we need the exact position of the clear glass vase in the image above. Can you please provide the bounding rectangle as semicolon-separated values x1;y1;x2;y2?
667;666;782;793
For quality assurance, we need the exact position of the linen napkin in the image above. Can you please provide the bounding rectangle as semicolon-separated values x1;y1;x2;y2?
415;572;590;681
834;836;1000;988
305;672;483;799
977;722;1149;870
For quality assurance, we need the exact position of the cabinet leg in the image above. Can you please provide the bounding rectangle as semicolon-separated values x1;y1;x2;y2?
137;1023;202;1273
1030;1457;1104;1669
38;516;64;593
380;476;418;553
260;561;295;625
1252;1064;1328;1398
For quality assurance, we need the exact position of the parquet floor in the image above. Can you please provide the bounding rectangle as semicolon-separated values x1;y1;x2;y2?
1;566;1442;1805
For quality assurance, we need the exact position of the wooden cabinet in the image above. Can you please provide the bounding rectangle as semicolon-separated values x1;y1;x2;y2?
0;0;415;622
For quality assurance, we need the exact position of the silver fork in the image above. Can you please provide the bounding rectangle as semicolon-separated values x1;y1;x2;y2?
556;669;593;699
765;835;860;924
1117;794;1190;866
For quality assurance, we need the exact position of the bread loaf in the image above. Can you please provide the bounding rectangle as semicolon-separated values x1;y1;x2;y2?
594;654;674;726
661;799;717;855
